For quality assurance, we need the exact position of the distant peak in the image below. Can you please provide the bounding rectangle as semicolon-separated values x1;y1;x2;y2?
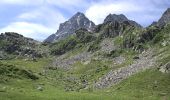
104;13;142;28
104;14;128;23
76;12;84;15
157;8;170;27
107;14;127;18
164;8;170;15
74;12;85;17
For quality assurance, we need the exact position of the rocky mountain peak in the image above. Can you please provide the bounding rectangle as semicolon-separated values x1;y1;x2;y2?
44;12;95;43
104;14;128;23
104;14;142;28
157;8;170;27
163;8;170;15
73;12;85;18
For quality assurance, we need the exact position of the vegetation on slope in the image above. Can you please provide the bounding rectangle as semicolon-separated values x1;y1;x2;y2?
0;10;170;100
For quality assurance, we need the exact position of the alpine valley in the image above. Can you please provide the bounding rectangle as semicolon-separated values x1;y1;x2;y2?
0;8;170;100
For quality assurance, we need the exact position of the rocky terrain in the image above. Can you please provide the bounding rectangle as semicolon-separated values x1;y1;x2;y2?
0;8;170;100
47;8;170;90
94;49;156;89
157;8;170;27
104;14;142;28
44;12;95;43
0;32;48;60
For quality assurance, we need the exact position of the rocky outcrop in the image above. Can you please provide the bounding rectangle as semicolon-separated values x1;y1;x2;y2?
159;62;170;73
50;52;92;70
94;50;156;89
96;21;138;39
150;8;170;27
44;12;95;43
44;34;56;44
104;14;128;23
100;39;116;53
94;14;142;39
104;14;142;28
157;8;170;27
0;32;45;58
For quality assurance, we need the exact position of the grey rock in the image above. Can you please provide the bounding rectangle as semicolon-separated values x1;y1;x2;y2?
159;62;170;73
44;34;56;43
113;56;126;64
37;86;43;91
0;32;46;58
100;39;116;53
104;14;142;28
94;50;156;89
158;8;170;27
44;12;95;43
104;14;128;23
51;52;92;70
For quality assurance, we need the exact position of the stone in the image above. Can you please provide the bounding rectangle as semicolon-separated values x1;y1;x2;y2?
44;12;95;43
133;56;140;59
104;14;142;28
157;8;170;27
94;50;155;89
37;86;43;91
159;62;170;73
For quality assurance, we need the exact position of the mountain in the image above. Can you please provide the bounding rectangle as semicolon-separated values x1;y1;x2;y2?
104;14;128;23
1;8;170;100
0;32;47;60
150;8;170;27
44;12;95;43
93;14;142;39
104;14;142;28
157;8;170;27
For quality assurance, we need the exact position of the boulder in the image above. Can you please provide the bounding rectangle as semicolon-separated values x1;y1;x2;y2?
159;62;170;73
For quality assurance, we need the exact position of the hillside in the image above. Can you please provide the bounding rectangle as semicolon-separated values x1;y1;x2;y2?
0;8;170;100
0;32;48;60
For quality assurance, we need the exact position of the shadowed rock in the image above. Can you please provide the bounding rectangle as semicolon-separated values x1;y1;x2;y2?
44;12;95;43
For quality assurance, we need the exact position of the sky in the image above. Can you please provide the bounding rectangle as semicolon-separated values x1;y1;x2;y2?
0;0;169;41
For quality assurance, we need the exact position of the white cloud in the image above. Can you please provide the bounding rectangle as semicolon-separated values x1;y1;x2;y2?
0;5;66;41
85;1;143;24
0;0;44;5
0;22;56;41
0;0;169;42
46;0;88;8
18;7;66;28
85;0;170;26
0;0;89;8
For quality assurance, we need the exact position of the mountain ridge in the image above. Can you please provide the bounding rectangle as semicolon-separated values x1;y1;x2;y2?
44;12;95;43
44;12;142;43
0;8;170;100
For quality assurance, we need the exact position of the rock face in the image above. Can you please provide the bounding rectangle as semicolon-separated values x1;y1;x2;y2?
44;34;56;43
0;32;44;58
150;8;170;27
95;50;156;89
104;14;142;28
157;8;170;27
104;14;128;23
94;14;142;39
50;52;92;70
159;62;170;73
44;12;95;43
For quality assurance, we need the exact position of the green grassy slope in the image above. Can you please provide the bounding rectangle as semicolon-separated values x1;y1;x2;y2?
0;66;169;100
0;19;170;100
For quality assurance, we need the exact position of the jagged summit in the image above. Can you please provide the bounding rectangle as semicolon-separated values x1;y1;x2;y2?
44;12;95;43
104;14;128;23
72;12;85;18
104;14;142;28
157;8;170;27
